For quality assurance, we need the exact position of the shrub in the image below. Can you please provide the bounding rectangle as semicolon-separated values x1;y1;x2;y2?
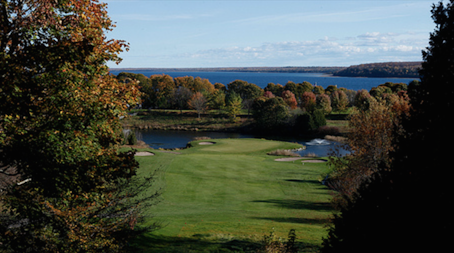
260;229;297;253
267;149;300;157
317;126;340;136
193;136;212;141
312;109;327;129
295;113;315;133
127;131;137;145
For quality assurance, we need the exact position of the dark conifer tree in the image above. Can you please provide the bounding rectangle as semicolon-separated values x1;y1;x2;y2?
322;1;454;252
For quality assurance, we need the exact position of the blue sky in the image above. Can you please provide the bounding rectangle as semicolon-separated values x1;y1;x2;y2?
103;0;438;68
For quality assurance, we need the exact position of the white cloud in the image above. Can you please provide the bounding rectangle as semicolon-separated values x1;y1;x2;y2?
172;31;425;67
114;31;427;68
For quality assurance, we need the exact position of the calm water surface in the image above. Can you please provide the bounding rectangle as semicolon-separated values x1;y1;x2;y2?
135;129;349;157
110;70;417;91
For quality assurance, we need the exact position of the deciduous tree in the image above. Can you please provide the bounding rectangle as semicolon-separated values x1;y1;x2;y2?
0;1;155;251
284;81;303;100
263;91;276;98
193;76;215;94
369;85;392;99
264;82;284;96
340;88;357;107
330;90;349;112
299;81;314;94
326;97;409;209
214;82;227;92
149;74;175;108
172;86;193;113
116;72;152;108
225;92;243;120
188;92;207;118
208;89;226;114
324;85;338;95
281;90;298;109
312;85;325;95
300;91;316;112
227;80;263;115
316;94;332;115
252;97;289;132
353;89;375;111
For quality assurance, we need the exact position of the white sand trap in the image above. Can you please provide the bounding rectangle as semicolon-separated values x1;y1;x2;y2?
135;151;155;156
199;142;215;145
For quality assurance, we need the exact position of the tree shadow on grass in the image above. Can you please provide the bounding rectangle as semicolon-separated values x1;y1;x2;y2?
251;199;332;211
252;216;331;225
284;179;321;184
130;233;262;253
283;179;332;191
131;233;322;253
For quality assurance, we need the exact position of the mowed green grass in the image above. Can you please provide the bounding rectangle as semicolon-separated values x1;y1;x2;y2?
131;138;334;252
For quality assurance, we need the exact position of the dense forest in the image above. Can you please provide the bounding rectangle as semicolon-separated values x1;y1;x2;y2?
332;61;421;78
115;71;415;136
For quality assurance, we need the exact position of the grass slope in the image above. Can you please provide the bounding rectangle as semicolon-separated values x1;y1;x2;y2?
131;138;333;252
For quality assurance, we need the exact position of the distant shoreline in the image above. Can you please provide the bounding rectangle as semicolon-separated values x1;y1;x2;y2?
109;61;421;78
109;66;346;74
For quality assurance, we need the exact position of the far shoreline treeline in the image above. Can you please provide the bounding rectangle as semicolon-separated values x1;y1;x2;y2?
110;66;345;74
110;61;421;78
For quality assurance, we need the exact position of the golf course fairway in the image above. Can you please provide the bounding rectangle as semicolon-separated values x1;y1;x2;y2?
131;138;334;252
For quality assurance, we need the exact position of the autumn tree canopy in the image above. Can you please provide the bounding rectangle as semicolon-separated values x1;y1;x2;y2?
188;92;207;118
300;91;316;112
330;90;349;112
0;0;152;251
327;97;410;209
281;90;298;109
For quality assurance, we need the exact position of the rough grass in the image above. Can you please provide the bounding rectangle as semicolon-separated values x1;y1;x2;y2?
325;120;349;134
128;138;333;252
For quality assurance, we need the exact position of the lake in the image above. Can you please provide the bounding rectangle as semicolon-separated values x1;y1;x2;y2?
135;129;349;157
109;70;418;91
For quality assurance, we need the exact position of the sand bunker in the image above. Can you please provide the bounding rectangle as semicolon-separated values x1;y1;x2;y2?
134;151;155;156
274;157;327;163
198;142;215;145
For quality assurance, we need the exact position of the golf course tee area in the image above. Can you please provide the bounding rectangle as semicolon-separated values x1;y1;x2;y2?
130;138;334;252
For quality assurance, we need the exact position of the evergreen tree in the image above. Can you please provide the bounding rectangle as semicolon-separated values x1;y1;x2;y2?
322;1;454;252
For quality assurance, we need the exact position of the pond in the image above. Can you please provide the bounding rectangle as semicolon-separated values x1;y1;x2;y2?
132;129;349;157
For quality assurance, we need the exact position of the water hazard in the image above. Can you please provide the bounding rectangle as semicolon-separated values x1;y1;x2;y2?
133;129;349;157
